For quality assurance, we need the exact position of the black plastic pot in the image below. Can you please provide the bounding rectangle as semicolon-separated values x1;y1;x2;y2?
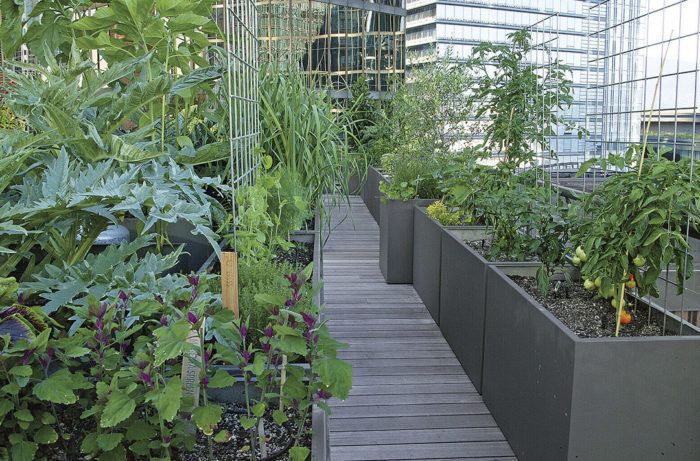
482;264;700;461
123;219;212;274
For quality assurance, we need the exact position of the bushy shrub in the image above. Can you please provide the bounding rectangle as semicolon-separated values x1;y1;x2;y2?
426;201;463;226
237;259;313;350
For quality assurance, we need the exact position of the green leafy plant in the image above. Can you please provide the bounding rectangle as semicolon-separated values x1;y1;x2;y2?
469;29;581;170
259;65;355;226
426;201;463;226
530;192;574;296
573;146;700;335
0;150;224;280
212;266;352;461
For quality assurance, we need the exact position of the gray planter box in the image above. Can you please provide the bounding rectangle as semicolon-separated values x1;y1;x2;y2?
438;226;490;391
363;166;387;224
482;264;700;461
379;198;433;284
439;228;570;393
412;206;443;322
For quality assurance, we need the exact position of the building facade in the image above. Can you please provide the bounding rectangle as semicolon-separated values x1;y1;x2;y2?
404;0;645;162
253;0;407;94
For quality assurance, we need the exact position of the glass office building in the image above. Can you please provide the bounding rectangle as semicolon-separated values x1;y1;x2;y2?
253;0;407;93
404;0;643;161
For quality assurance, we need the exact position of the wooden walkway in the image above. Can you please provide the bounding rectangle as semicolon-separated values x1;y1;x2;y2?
323;196;515;461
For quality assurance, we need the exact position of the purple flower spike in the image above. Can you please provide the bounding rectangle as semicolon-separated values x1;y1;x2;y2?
17;292;24;305
187;275;200;287
242;350;250;364
118;290;128;303
240;325;247;339
160;315;168;326
265;326;274;339
292;399;299;409
200;376;209;389
187;312;198;324
203;349;212;367
139;371;154;388
285;271;305;291
22;347;37;366
155;295;164;305
301;312;315;329
263;343;271;354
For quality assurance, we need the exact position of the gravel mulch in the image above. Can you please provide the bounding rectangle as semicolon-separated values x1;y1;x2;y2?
510;276;673;338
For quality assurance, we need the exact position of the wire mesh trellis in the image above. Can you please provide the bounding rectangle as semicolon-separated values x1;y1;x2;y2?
224;0;262;252
526;0;700;330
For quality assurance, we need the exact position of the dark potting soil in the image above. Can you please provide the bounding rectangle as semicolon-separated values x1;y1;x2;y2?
272;242;313;269
180;404;311;461
465;239;539;263
510;276;673;338
302;214;315;231
42;403;310;461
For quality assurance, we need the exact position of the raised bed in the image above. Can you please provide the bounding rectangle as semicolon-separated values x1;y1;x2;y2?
362;166;388;224
482;264;700;461
412;206;443;322
199;215;328;461
379;198;433;284
440;227;562;393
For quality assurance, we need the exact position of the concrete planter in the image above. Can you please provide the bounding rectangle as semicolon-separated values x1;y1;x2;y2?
439;227;553;393
412;206;443;322
482;264;700;461
379;198;433;284
363;166;387;224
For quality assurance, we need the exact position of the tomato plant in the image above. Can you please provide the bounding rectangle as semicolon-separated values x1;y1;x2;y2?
573;145;700;335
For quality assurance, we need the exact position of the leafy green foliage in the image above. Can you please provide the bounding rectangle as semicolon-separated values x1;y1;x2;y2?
573;147;700;310
213;266;351;457
227;164;311;262
379;55;472;201
0;149;225;281
259;66;354;225
234;259;313;350
426;201;463;226
468;29;581;169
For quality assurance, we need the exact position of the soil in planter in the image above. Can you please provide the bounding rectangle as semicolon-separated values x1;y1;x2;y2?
510;276;679;338
272;242;313;269
466;239;539;263
180;404;312;461
42;403;311;460
301;214;315;232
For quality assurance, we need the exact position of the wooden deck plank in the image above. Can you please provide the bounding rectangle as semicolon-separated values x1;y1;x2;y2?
330;428;508;446
322;196;515;460
330;442;515;461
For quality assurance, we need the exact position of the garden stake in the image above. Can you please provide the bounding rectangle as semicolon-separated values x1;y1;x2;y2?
221;251;240;318
639;32;672;179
